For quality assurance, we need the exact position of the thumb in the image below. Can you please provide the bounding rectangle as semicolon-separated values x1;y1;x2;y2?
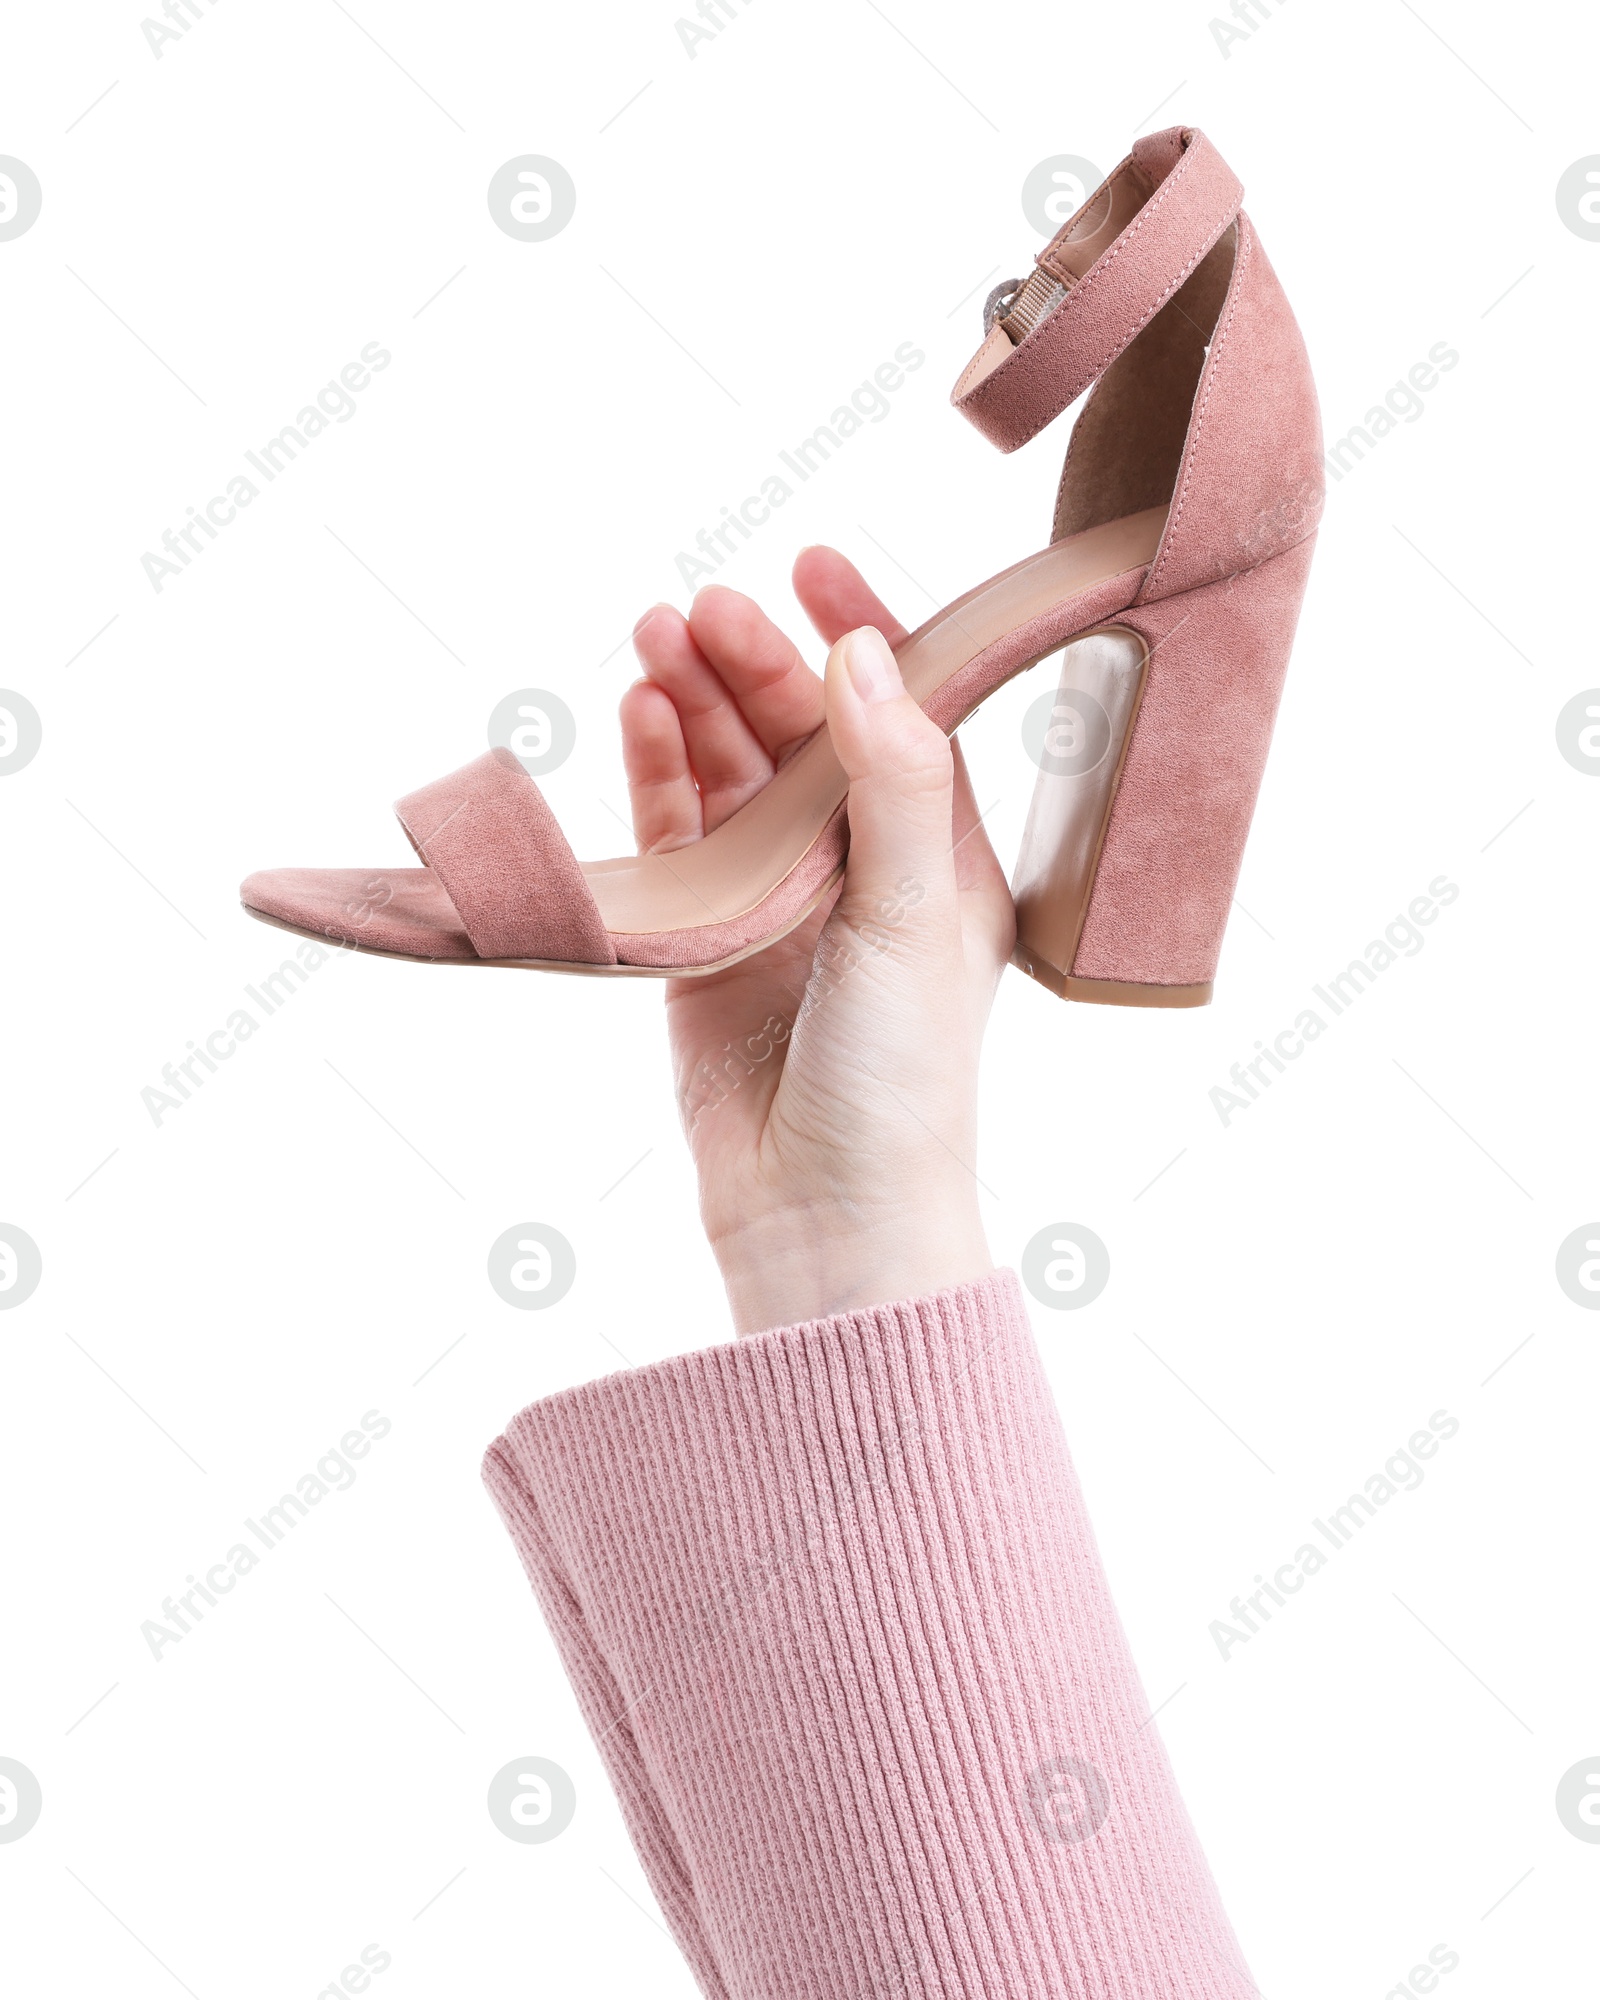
824;626;959;937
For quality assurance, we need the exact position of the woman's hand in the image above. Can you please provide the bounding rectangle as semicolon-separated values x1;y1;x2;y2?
623;550;1015;1333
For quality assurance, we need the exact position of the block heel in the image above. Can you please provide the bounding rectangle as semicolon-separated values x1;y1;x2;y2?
1069;537;1318;1000
1010;538;1316;1005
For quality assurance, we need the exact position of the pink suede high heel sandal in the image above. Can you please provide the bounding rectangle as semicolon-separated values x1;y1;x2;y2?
243;126;1322;1006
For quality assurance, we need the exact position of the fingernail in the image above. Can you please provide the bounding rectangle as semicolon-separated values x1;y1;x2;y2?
842;626;900;703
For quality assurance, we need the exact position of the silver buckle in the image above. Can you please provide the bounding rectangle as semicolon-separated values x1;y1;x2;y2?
983;278;1024;334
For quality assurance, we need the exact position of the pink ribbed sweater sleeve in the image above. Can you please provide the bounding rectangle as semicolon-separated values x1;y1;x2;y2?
482;1269;1257;1999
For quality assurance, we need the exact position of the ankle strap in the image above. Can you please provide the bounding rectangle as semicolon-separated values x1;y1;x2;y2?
952;127;1243;453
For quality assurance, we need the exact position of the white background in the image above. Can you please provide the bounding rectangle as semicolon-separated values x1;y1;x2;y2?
2;1;1596;1994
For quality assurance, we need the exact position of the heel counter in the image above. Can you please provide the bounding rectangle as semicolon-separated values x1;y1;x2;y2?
1139;214;1324;603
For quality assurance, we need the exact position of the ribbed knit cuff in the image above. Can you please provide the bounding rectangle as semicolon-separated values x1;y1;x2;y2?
483;1270;1256;2000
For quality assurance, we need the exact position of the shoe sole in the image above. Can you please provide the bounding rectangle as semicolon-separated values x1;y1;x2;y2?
242;618;1214;1007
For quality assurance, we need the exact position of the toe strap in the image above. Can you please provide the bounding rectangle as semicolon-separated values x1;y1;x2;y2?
394;749;617;965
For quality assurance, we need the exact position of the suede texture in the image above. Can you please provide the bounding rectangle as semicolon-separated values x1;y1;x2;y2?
392;748;617;964
1137;216;1324;603
919;564;1151;736
1052;231;1236;544
1061;200;1322;986
243;755;621;965
960;127;1324;989
952;128;1243;453
238;864;477;959
1072;536;1317;987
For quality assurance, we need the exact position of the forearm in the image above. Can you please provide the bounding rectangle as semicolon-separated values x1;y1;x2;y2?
485;1270;1256;2000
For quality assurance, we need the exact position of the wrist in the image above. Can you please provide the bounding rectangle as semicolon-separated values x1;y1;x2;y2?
712;1199;994;1335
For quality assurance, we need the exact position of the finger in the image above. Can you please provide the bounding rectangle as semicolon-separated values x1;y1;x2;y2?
950;738;1017;980
619;676;703;854
823;626;958;943
632;604;774;831
793;545;910;650
686;585;825;764
948;740;1006;896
